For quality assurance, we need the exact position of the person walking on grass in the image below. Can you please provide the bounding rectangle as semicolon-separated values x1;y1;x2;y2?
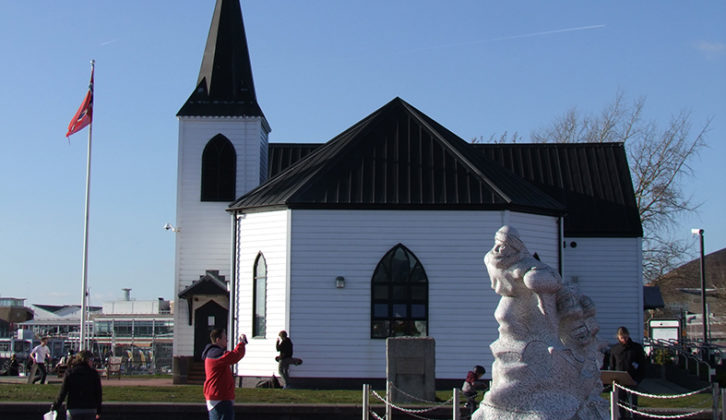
30;337;51;384
52;350;102;420
202;329;247;420
276;330;301;389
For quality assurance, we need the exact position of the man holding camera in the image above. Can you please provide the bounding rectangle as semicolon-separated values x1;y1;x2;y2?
202;329;247;420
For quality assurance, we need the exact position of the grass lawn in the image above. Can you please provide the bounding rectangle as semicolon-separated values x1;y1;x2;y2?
0;383;453;405
0;382;716;411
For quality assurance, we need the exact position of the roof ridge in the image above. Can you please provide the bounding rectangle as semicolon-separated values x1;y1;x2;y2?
397;99;514;203
230;98;565;213
286;104;388;201
229;103;386;209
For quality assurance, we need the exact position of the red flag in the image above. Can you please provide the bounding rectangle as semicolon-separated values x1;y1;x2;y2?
66;65;94;137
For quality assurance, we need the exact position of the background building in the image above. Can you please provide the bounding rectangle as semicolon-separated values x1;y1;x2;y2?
0;297;33;338
650;247;726;343
92;290;174;374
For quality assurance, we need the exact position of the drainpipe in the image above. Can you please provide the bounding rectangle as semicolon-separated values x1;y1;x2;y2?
229;212;241;377
558;216;565;278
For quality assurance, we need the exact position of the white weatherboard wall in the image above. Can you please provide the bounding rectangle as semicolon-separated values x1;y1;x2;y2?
173;117;268;357
235;209;290;376
563;237;643;343
234;209;559;380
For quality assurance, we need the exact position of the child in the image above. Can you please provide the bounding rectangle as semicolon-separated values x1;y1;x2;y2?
462;365;486;416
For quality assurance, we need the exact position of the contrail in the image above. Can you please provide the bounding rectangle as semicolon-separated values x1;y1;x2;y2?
381;24;607;56
490;24;606;42
262;24;607;66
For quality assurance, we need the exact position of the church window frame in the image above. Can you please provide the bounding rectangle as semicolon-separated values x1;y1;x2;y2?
371;244;429;339
201;134;236;201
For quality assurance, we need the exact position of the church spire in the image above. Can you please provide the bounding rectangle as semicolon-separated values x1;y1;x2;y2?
178;0;265;118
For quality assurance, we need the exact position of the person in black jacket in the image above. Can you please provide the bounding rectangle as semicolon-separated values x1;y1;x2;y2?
52;350;102;420
609;326;646;419
1;354;19;376
276;330;294;388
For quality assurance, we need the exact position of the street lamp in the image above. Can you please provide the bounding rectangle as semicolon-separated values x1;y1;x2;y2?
691;228;707;348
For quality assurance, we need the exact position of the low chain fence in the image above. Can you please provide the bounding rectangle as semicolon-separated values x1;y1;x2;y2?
611;381;719;420
362;382;473;420
361;380;723;420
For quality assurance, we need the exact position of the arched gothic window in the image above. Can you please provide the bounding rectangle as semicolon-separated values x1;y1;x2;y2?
201;134;236;201
253;253;267;337
371;244;428;338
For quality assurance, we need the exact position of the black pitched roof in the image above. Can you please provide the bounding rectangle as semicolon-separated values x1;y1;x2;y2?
264;138;642;238
230;98;564;215
178;270;229;298
268;143;319;178
177;0;265;118
473;143;642;237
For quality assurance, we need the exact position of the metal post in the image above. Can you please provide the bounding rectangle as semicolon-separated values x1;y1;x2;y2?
720;387;725;420
386;381;392;420
453;387;460;420
685;354;689;372
362;384;369;420
79;106;93;351
611;386;619;420
694;229;708;348
712;383;719;420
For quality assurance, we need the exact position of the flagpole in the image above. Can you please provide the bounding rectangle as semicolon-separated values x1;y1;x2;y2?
79;59;95;351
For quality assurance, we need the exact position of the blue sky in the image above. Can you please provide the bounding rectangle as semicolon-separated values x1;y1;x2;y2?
1;1;724;306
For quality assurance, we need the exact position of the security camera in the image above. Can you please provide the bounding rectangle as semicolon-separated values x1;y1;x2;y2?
163;223;180;232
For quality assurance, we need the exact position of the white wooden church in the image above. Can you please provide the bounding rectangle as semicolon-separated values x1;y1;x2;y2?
172;0;644;386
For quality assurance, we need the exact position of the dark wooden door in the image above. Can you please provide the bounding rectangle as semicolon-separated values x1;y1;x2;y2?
193;300;228;361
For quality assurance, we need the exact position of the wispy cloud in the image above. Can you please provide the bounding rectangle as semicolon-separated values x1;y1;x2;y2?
100;39;118;47
695;40;726;59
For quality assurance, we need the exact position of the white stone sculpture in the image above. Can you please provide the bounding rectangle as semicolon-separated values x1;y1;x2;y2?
473;226;609;420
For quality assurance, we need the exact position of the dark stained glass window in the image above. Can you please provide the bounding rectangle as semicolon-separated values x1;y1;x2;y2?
201;134;236;201
371;244;428;338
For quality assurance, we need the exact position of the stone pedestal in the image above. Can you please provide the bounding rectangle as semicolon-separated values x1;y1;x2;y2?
172;356;192;384
386;337;436;403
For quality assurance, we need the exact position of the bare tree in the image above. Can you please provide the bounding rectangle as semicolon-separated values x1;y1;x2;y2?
530;92;710;282
472;131;522;144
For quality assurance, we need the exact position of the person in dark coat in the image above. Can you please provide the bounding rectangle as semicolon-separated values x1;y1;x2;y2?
52;350;102;420
609;326;646;419
275;330;294;388
1;354;19;376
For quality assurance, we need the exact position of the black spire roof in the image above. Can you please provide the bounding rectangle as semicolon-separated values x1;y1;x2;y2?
229;97;564;215
177;0;265;118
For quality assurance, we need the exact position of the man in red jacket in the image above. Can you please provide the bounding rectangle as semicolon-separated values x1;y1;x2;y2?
202;329;247;420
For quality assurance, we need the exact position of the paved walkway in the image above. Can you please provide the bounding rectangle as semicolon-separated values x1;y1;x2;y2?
638;377;692;394
0;375;175;387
